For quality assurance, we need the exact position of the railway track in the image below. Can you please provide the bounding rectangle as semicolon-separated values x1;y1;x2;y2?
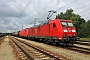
12;36;90;55
72;40;90;54
0;36;5;45
77;40;90;42
9;36;70;60
75;40;90;46
66;45;90;54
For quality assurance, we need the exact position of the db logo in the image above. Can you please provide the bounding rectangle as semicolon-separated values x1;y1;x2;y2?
69;30;71;32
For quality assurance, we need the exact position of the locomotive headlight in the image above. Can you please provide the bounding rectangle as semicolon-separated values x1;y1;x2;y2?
64;30;68;32
72;30;76;32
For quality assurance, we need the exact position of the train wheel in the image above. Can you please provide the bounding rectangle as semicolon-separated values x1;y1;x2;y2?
52;39;56;45
53;42;56;45
55;42;59;46
62;41;66;46
66;42;70;47
39;38;42;42
46;39;49;44
69;43;74;46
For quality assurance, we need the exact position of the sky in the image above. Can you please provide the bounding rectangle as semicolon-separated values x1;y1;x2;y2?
0;0;90;33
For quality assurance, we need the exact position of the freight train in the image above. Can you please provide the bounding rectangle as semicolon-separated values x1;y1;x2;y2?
13;19;78;46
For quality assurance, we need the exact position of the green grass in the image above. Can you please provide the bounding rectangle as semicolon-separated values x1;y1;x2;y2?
80;38;90;41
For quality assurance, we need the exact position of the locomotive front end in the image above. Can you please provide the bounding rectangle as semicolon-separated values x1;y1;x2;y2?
60;20;78;45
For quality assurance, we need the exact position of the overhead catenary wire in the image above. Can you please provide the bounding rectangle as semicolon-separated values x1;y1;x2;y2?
12;0;32;31
66;0;90;19
75;4;90;14
78;8;90;14
17;0;90;25
18;0;78;22
16;0;23;20
36;0;55;16
31;0;55;24
9;0;24;32
18;0;23;13
56;0;77;10
11;0;90;33
18;0;32;18
39;0;78;20
18;0;90;28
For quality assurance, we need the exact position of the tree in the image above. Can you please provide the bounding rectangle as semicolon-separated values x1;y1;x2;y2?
55;9;74;19
85;20;90;37
71;14;85;35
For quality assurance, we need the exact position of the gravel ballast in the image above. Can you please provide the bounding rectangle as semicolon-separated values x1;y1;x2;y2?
15;36;90;60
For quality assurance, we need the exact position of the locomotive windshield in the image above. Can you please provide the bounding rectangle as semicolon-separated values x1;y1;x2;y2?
61;22;74;27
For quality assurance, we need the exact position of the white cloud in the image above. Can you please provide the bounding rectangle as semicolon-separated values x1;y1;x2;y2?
0;0;90;33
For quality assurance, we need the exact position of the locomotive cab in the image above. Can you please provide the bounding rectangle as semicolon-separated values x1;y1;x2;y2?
50;19;77;45
60;20;77;45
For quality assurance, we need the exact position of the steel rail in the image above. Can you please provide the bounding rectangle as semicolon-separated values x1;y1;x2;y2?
12;36;70;60
10;38;34;60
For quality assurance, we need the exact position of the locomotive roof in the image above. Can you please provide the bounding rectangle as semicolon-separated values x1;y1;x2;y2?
52;19;72;22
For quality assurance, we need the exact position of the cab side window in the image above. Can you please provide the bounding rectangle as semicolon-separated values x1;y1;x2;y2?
53;23;56;28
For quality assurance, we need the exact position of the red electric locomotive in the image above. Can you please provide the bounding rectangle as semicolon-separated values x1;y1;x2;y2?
19;19;77;46
19;28;29;37
19;29;26;37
